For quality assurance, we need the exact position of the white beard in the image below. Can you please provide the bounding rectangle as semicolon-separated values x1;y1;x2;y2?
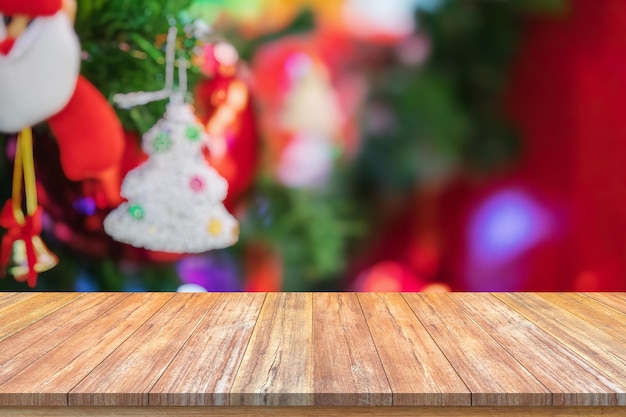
0;11;81;133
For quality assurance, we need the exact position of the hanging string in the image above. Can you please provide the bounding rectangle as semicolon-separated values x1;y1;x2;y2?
164;26;177;92
113;26;179;108
170;57;188;105
179;58;187;96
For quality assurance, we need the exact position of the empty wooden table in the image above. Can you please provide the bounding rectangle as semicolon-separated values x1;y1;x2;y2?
0;292;625;416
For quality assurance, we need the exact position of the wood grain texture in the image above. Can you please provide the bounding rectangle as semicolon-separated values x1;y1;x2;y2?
543;293;626;345
495;293;626;395
450;293;626;406
0;292;624;412
0;292;79;343
230;292;313;406
149;292;266;406
583;293;626;314
2;406;626;417
0;292;38;312
313;293;391;406
357;293;470;406
403;292;550;406
0;293;129;386
0;293;174;406
70;293;220;406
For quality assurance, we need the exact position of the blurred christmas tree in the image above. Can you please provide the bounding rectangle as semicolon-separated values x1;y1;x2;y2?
0;0;565;291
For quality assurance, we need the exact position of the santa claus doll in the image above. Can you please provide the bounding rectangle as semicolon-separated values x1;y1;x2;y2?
0;0;124;200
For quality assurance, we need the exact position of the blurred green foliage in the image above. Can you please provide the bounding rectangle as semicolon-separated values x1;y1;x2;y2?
76;0;202;134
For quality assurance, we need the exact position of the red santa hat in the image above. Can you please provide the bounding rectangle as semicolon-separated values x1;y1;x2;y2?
0;0;62;16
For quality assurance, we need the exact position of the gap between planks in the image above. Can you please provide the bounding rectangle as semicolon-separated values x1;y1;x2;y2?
148;292;267;406
493;292;626;405
357;293;470;406
444;293;626;406
0;293;176;406
402;293;552;406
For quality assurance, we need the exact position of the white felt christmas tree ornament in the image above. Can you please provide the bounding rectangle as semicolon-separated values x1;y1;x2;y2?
104;29;239;253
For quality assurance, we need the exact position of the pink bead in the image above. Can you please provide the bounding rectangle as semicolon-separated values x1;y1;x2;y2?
189;176;205;192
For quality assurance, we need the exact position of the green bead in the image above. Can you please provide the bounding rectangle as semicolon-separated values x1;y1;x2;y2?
153;131;172;152
185;125;201;141
128;204;145;220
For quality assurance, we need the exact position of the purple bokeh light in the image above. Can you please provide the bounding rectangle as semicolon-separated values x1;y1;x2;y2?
176;252;242;292
469;189;550;265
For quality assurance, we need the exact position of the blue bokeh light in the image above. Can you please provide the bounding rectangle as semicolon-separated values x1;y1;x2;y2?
469;189;550;265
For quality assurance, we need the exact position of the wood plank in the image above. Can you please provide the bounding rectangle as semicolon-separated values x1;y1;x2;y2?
0;292;80;343
313;293;391;406
538;293;626;345
583;293;626;315
495;293;626;392
357;293;470;406
2;406;626;417
149;292;265;406
70;293;220;406
229;292;313;406
0;292;38;312
0;292;174;406
0;293;129;385
402;293;550;406
450;293;626;406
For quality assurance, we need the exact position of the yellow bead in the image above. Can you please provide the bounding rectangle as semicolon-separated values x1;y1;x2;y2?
207;218;222;236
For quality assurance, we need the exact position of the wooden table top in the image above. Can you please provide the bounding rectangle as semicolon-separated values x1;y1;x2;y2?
0;292;625;413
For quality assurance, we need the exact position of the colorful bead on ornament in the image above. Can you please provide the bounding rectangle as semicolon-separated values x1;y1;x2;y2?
153;131;173;152
128;204;145;220
189;175;205;192
185;125;201;141
207;218;223;236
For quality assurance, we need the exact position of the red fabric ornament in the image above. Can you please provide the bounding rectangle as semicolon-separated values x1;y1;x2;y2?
0;38;14;55
48;76;125;205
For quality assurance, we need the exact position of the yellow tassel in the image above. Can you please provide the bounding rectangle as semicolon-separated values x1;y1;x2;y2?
6;127;58;284
21;127;38;217
11;127;37;223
